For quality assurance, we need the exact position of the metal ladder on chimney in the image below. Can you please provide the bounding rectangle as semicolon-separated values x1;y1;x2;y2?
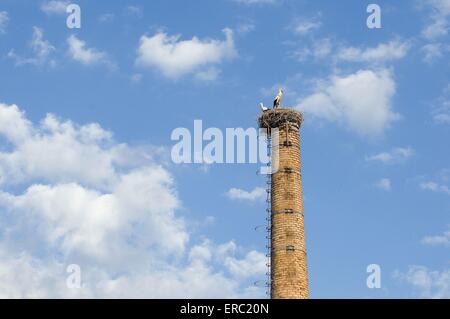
264;127;272;297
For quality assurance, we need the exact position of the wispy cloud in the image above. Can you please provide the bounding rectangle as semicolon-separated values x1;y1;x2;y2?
420;181;450;195
418;1;450;66
67;35;112;67
98;13;115;24
293;38;332;62
421;227;450;246
420;0;450;40
432;84;450;124
226;187;266;202
290;15;322;36
336;39;411;63
41;0;69;15
394;265;450;298
366;147;414;164
8;27;56;66
125;5;143;18
375;178;392;191
421;43;450;63
236;21;256;34
0;11;9;34
419;169;450;196
289;37;410;65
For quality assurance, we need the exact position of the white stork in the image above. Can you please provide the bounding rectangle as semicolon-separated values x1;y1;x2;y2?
259;103;268;112
273;88;283;109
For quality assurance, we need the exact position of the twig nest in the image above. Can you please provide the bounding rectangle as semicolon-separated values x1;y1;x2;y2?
258;108;303;129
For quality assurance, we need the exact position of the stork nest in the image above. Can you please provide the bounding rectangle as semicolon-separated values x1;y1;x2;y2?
258;108;303;129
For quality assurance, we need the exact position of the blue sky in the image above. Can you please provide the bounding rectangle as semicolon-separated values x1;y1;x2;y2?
0;0;449;298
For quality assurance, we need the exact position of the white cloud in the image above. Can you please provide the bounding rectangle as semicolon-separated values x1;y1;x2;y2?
224;250;267;278
195;67;221;81
67;35;110;66
98;13;115;24
420;181;439;191
0;241;264;298
0;104;122;188
375;178;392;191
286;15;329;63
136;28;237;80
41;0;69;15
420;181;450;195
395;265;450;298
434;113;450;124
419;169;450;192
420;0;450;40
432;85;450;124
421;43;450;63
0;171;186;261
0;247;71;298
236;21;256;34
336;40;410;63
0;103;32;144
292;39;410;64
366;147;414;164
126;6;143;18
291;17;322;35
190;240;266;279
0;11;9;34
421;227;450;246
423;18;448;39
8;27;55;66
0;101;264;298
294;38;332;61
30;27;56;60
226;187;266;202
296;69;399;137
